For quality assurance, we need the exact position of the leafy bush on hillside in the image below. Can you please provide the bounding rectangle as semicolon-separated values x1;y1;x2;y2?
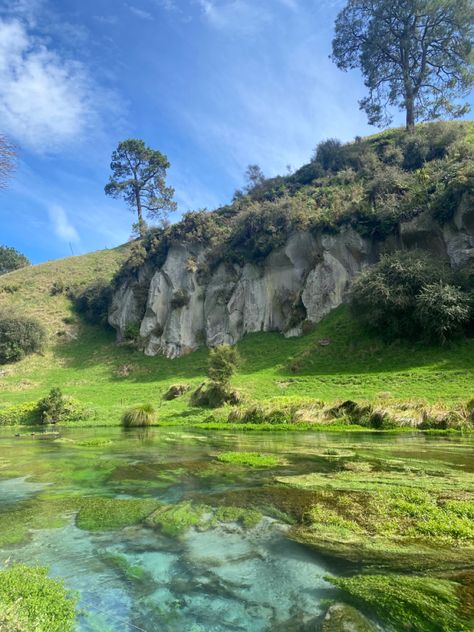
0;245;30;275
208;344;240;385
351;251;471;342
37;387;87;424
70;280;113;327
0;311;46;363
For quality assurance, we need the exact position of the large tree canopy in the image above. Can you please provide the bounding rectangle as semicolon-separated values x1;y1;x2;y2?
105;139;177;237
332;0;474;129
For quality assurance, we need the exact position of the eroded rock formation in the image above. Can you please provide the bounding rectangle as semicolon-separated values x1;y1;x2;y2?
109;206;474;358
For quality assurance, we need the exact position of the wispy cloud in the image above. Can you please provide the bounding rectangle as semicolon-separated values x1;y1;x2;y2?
127;4;154;20
198;0;272;34
48;204;80;243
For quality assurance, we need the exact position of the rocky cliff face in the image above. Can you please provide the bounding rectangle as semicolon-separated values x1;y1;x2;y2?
109;205;474;358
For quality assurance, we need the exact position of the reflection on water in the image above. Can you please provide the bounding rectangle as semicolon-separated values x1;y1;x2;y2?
0;428;472;631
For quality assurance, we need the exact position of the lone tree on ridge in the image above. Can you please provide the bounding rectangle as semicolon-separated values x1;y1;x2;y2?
332;0;474;129
105;139;177;237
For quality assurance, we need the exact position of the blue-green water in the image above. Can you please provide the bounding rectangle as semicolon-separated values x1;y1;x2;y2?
0;428;472;631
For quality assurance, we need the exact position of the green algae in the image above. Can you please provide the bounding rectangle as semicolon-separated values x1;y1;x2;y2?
75;497;160;531
216;451;282;467
146;501;210;536
328;574;471;632
146;500;263;536
211;505;262;529
0;499;71;548
76;438;113;447
0;564;77;632
99;551;152;586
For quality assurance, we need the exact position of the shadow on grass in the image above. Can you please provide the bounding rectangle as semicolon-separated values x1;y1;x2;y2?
54;308;474;386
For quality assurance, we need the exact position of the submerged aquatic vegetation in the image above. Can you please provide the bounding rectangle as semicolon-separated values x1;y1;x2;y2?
76;437;113;447
146;501;209;536
75;497;159;531
279;460;474;570
212;506;262;529
99;550;152;586
0;564;77;632
147;501;263;536
328;574;471;632
216;451;281;467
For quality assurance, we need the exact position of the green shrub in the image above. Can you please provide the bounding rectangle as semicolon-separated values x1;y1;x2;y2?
0;402;41;426
0;311;46;363
208;344;240;386
70;280;113;327
122;403;155;427
37;388;86;424
351;251;470;342
124;323;141;341
415;282;471;342
0;245;30;275
0;564;77;632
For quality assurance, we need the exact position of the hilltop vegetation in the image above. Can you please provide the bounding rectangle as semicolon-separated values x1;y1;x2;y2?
0;123;472;429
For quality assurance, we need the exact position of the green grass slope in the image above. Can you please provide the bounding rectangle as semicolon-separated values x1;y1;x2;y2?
0;247;472;426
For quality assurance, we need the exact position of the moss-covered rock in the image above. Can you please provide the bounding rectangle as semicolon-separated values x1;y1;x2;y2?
327;574;471;632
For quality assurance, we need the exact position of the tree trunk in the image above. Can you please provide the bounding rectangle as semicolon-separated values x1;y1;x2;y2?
135;190;145;238
406;95;415;131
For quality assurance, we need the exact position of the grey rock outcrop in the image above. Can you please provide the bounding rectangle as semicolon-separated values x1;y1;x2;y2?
109;207;473;358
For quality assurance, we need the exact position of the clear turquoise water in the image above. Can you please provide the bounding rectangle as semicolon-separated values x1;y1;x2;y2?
0;428;472;631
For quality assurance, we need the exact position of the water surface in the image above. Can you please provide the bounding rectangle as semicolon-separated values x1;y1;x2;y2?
0;428;472;631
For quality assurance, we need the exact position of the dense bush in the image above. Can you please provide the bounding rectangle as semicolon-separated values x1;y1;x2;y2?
351;251;471;342
0;245;30;275
70;280;113;327
37;387;87;424
208;344;240;385
0;311;46;363
0;402;41;426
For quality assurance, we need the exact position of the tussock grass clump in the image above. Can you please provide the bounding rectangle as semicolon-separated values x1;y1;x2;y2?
122;403;156;427
191;381;240;408
163;383;190;401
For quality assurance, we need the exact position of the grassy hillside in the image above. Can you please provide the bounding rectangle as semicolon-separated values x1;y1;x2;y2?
1;122;473;427
0;249;472;426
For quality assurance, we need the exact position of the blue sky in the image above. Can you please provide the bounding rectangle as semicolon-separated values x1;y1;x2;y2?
0;0;465;264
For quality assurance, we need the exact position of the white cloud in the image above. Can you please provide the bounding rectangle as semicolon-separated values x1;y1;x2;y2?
127;4;154;20
0;19;99;151
48;204;80;243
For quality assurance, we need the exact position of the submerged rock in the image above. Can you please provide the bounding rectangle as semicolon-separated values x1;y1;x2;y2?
320;603;375;632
